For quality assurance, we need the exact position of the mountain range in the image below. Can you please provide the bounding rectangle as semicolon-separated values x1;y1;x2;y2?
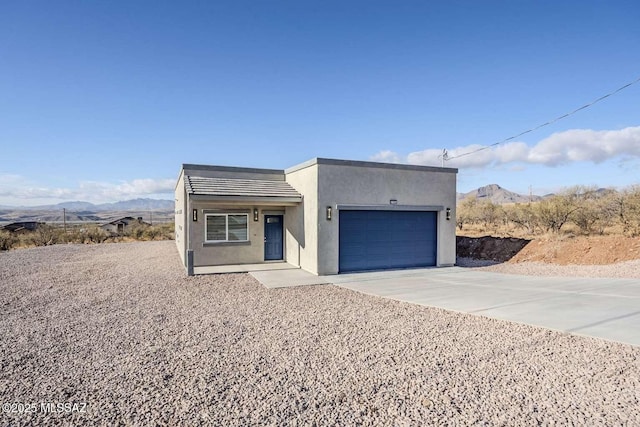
457;184;544;204
1;198;174;212
0;186;605;222
0;198;175;224
3;189;535;212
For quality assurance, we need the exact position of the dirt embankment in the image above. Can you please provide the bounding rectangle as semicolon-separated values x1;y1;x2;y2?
456;236;530;262
457;235;640;265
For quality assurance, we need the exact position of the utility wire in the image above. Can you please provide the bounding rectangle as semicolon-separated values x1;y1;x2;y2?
446;75;640;161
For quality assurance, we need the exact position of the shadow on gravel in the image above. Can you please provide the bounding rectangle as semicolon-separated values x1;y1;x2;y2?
456;235;531;263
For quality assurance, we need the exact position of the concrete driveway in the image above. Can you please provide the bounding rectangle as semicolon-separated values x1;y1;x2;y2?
251;266;640;346
329;267;640;347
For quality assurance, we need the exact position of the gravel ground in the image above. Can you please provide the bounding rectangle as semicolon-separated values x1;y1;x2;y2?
1;241;639;426
457;257;640;278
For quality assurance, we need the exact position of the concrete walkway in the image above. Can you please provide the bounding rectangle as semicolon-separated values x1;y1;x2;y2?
195;262;297;275
331;267;640;347
248;266;640;346
250;268;331;288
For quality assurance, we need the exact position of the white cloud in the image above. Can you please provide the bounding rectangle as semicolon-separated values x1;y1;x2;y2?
0;174;23;184
495;142;530;164
369;150;403;164
528;127;640;166
0;177;175;205
76;179;176;200
371;126;640;169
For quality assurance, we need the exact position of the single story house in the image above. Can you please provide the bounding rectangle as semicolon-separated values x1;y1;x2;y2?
175;158;457;276
101;217;149;235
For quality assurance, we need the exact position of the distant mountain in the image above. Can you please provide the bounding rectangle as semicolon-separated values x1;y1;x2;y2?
457;184;542;204
0;198;175;224
4;198;173;212
95;198;174;211
56;201;98;211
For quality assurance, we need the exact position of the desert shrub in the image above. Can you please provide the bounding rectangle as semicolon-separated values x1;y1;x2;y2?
505;203;539;235
0;231;18;251
457;183;640;238
140;224;175;241
618;185;640;236
126;223;174;241
143;226;160;241
477;201;503;229
28;224;59;246
571;187;618;235
534;189;582;234
126;224;146;240
84;226;109;243
62;228;87;244
456;197;478;230
157;223;175;240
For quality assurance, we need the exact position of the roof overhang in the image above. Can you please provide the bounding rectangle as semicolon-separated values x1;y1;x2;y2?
184;175;302;206
189;194;302;206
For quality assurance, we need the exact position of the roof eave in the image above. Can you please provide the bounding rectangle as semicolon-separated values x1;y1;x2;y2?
188;194;302;206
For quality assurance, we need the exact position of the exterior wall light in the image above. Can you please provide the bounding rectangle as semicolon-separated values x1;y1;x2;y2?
326;206;332;221
390;199;398;205
192;209;198;222
446;207;451;221
253;208;259;221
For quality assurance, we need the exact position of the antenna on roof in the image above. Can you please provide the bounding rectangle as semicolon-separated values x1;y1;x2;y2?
438;149;449;167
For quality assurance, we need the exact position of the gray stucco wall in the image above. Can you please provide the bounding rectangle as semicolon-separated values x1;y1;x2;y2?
318;161;457;274
188;202;264;267
284;163;318;273
290;159;457;275
188;203;291;267
174;169;187;267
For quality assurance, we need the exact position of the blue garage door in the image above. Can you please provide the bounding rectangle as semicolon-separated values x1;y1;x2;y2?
339;210;437;273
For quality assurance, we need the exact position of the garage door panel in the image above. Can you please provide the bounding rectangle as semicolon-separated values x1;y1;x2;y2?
339;210;438;272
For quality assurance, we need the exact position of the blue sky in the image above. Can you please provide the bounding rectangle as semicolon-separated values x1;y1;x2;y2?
1;1;639;206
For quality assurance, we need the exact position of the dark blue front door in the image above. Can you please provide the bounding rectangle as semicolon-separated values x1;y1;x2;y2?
264;215;283;260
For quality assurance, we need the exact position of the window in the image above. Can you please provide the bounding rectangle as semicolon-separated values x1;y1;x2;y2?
205;214;249;242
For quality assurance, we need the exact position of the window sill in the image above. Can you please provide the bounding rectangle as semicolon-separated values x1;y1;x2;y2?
203;241;251;247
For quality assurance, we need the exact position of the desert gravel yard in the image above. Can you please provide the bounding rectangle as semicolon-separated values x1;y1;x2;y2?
1;241;640;426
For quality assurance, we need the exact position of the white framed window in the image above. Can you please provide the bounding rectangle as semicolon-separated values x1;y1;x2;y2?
205;213;249;242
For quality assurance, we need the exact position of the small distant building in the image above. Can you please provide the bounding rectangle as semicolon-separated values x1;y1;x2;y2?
101;217;149;235
2;221;43;233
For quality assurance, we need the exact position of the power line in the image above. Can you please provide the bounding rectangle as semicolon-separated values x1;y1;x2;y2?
446;75;640;162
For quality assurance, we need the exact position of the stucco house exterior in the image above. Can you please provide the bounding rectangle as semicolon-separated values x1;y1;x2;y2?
175;158;457;276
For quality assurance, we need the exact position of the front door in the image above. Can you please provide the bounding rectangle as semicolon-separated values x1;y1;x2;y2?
264;215;283;260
